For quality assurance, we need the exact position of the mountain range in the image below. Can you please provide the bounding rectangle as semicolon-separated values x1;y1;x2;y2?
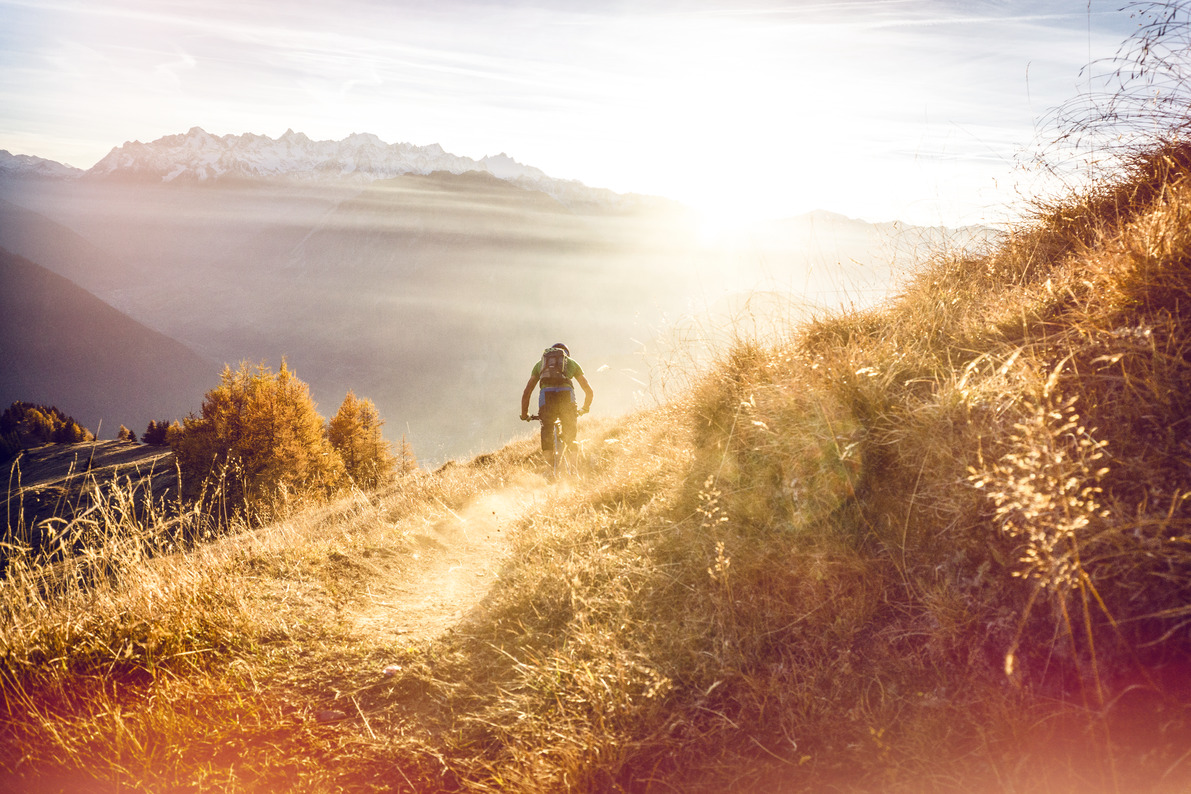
3;127;640;210
0;130;995;462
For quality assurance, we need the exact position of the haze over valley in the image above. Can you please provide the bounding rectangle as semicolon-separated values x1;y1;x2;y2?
0;129;993;462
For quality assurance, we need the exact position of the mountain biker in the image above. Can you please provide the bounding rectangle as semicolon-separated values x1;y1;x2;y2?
520;343;594;456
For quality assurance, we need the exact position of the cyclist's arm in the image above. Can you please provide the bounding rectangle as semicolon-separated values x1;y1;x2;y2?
521;373;539;420
575;372;594;414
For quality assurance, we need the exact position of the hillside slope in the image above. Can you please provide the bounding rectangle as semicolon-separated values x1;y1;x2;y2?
0;247;215;435
0;197;134;295
3;146;1190;792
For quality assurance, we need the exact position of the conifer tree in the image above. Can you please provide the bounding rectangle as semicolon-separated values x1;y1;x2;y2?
397;435;418;474
172;360;346;508
61;419;88;445
154;420;171;445
25;408;53;442
0;402;93;444
328;391;396;488
0;403;21;436
53;420;88;444
0;431;20;463
143;420;170;446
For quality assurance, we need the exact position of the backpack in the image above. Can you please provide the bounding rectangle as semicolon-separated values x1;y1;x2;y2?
539;347;570;386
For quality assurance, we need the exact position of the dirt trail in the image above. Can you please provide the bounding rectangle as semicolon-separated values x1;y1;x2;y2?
348;476;551;645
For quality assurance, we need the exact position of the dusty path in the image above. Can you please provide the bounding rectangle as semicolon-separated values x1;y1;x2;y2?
347;477;550;646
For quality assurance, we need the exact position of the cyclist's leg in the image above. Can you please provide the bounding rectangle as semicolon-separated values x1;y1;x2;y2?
540;390;552;452
559;391;578;448
539;391;556;453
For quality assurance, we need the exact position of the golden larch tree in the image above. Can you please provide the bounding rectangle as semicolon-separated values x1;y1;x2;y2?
328;390;396;488
173;360;345;508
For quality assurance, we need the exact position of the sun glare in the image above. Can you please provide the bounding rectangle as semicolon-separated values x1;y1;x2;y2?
687;176;817;246
694;206;762;246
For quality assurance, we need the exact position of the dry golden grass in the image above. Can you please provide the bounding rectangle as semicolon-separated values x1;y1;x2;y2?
0;443;529;791
4;143;1191;792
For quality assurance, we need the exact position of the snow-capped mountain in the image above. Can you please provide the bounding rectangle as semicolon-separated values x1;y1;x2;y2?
0;150;83;180
86;127;624;208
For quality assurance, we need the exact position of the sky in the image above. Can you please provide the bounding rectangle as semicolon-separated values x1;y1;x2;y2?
0;0;1139;228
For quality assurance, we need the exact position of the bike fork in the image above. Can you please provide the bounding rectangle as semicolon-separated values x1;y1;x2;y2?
549;419;563;480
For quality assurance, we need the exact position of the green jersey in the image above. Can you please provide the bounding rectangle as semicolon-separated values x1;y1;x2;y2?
532;357;583;387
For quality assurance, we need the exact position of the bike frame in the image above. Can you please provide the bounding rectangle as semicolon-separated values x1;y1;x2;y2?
529;414;570;479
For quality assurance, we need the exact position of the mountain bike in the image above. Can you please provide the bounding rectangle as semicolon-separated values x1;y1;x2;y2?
527;409;586;480
528;414;566;480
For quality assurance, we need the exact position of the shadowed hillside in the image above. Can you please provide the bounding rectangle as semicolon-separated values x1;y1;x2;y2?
0;247;215;436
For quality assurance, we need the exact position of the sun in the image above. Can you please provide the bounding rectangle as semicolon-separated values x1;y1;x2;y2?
694;209;755;246
690;187;800;246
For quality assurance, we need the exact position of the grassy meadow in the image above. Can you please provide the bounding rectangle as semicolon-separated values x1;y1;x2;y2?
3;143;1191;792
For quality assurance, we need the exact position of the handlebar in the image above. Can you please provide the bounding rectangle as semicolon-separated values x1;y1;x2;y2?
524;409;588;422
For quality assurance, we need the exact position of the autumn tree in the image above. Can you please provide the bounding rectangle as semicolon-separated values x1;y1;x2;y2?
172;360;345;508
24;408;54;441
396;435;418;474
327;391;395;488
52;420;88;444
0;402;93;445
116;425;137;443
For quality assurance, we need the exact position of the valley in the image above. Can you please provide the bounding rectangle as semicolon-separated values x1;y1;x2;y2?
0;133;991;463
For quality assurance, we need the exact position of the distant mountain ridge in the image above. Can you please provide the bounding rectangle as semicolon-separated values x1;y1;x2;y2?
35;127;630;209
0;150;84;180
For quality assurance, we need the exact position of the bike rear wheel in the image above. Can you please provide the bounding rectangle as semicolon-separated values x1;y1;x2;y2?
549;419;563;479
528;414;570;481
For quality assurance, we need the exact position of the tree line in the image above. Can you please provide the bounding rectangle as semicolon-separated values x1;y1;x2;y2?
1;402;92;461
4;360;414;513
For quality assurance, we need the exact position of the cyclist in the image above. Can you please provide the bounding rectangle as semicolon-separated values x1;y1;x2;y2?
520;343;594;458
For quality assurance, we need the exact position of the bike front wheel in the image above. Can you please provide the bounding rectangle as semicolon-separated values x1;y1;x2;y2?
549;419;563;480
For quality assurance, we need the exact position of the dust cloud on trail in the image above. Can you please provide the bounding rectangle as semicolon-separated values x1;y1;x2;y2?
350;474;555;645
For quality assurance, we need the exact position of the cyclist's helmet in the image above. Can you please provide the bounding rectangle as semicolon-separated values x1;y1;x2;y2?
551;343;570;355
